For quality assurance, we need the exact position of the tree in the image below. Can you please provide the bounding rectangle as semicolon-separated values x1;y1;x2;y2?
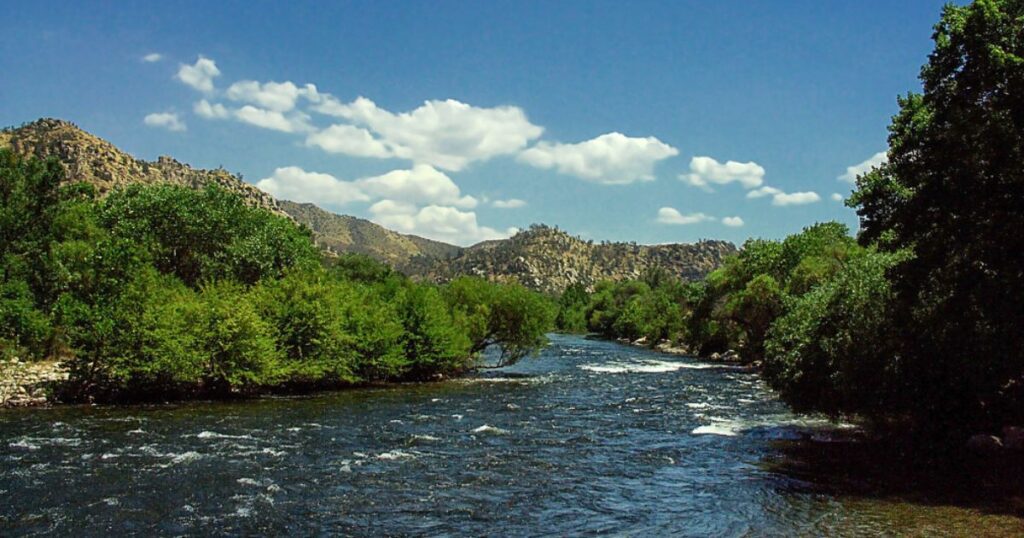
100;185;319;287
848;0;1024;433
443;277;554;367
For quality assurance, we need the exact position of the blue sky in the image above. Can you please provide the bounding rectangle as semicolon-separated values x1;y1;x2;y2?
1;1;949;246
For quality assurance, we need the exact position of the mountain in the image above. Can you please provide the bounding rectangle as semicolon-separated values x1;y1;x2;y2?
2;118;737;292
421;224;737;294
0;118;285;217
276;200;461;272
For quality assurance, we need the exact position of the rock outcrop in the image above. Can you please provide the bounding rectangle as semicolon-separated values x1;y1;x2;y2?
0;358;68;407
421;224;737;294
1;118;286;217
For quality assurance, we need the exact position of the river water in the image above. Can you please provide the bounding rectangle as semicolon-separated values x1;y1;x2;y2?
2;335;1022;536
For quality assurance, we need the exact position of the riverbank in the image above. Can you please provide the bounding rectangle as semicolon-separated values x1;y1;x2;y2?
609;335;745;363
0;358;68;407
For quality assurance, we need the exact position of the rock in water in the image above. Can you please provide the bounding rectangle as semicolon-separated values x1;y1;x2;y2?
966;434;1003;453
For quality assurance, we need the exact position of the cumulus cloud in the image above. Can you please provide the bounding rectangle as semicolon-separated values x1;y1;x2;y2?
255;166;369;206
176;55;220;93
838;151;886;183
492;198;526;209
194;99;230;119
680;156;765;191
772;191;821;206
356;164;477;208
225;80;319;112
518;132;678;185
722;216;744;227
143;112;186;132
656;207;714;225
314;96;543;171
369;200;514;246
746;185;821;207
256;164;475;209
142;53;162;63
233;105;312;133
305;124;393;158
831;192;844;202
746;186;783;199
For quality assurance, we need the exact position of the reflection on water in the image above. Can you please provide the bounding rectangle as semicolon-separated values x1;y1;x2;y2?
1;335;1021;536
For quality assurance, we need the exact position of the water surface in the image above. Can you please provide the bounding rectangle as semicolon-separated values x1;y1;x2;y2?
2;335;1021;536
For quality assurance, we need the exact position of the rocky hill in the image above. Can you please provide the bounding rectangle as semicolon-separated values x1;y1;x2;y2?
421;224;737;294
277;200;461;272
0;118;285;217
2;118;737;292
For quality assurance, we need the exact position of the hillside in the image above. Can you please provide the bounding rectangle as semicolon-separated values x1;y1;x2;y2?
0;118;285;217
277;200;461;271
2;118;737;292
422;224;737;294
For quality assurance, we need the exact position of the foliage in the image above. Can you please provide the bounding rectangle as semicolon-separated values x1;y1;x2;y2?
554;283;589;333
762;249;907;416
0;150;554;401
843;0;1024;434
99;184;320;287
443;276;555;367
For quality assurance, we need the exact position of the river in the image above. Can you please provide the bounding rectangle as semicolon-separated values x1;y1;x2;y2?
2;335;1021;536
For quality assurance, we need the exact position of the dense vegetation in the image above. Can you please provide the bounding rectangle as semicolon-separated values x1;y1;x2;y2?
557;0;1024;441
0;149;554;401
555;222;883;364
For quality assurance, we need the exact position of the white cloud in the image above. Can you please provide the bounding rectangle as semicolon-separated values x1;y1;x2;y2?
772;191;821;206
225;80;320;112
142;53;162;63
194;99;230;119
747;185;821;207
355;164;477;208
176;55;220;93
681;156;764;191
369;200;513;246
255;166;369;206
256;164;476;210
722;216;744;227
656;207;714;225
831;192;844;202
518;132;678;185
233;105;311;133
143;112;186;132
746;186;783;199
838;151;886;183
492;198;526;209
305;124;393;158
314;96;543;171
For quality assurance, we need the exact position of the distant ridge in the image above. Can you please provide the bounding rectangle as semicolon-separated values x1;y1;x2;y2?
276;200;461;272
420;224;736;294
1;118;736;292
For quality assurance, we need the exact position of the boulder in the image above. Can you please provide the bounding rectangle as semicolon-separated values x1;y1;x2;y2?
1002;426;1024;451
966;434;1003;453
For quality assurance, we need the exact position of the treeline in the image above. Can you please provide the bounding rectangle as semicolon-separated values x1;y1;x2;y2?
0;149;554;401
560;0;1024;441
555;222;891;368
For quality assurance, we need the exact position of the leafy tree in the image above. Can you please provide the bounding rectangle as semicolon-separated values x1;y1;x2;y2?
848;0;1024;433
763;250;907;417
100;184;319;287
555;283;590;333
443;276;554;367
397;284;471;378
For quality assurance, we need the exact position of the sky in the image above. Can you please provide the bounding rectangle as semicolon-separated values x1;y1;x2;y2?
0;1;950;246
